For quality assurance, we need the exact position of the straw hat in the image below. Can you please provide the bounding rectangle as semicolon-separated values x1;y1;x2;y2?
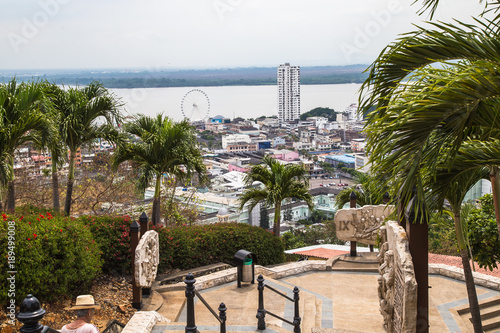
68;295;101;310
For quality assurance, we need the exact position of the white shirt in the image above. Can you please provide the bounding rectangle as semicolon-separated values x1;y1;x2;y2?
61;323;99;333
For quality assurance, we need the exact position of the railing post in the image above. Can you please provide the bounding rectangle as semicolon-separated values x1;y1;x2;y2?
130;220;142;309
139;211;149;237
139;212;151;298
293;286;301;333
219;302;227;333
17;294;46;333
349;191;357;257
185;273;197;333
256;274;266;330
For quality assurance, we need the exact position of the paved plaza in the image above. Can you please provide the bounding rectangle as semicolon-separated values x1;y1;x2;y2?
144;267;500;332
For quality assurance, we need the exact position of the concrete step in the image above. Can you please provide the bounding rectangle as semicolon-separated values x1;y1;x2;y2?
329;253;379;273
457;295;500;315
297;289;318;333
482;316;500;332
156;290;186;322
455;295;500;333
315;297;323;328
154;322;293;332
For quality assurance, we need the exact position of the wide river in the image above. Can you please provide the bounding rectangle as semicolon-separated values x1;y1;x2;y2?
110;83;362;121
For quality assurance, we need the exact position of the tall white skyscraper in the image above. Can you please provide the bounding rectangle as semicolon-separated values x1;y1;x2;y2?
277;63;300;122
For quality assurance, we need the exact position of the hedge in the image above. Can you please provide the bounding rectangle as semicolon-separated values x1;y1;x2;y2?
0;212;102;306
82;215;285;273
0;212;286;306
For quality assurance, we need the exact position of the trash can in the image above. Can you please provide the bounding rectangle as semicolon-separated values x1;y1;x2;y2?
234;249;257;288
242;258;253;282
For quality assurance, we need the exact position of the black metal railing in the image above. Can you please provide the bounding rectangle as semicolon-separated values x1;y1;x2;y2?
256;274;301;333
185;273;227;333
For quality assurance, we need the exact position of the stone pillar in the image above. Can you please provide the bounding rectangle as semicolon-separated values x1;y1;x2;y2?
130;220;142;309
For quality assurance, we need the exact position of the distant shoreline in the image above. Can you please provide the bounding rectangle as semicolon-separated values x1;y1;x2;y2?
0;65;369;89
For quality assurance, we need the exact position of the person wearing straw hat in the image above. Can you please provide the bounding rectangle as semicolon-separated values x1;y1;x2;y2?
61;295;100;333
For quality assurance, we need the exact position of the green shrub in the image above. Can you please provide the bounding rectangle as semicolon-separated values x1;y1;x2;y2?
0;212;102;306
80;215;133;274
154;223;285;271
82;216;285;274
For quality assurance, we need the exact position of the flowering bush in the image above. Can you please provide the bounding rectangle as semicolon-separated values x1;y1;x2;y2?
0;212;101;306
80;215;133;274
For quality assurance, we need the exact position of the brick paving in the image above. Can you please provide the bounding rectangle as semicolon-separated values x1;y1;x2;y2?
294;248;500;278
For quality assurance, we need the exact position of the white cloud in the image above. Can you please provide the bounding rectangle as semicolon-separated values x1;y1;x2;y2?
0;0;489;70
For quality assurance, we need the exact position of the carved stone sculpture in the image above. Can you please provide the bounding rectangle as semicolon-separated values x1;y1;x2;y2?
134;230;159;288
334;205;394;245
377;221;418;333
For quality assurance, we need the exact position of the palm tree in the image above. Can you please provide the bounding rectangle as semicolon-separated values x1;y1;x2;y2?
425;160;490;332
238;156;313;237
35;82;67;212
112;114;207;225
0;79;52;212
57;82;123;216
334;172;385;209
360;27;500;232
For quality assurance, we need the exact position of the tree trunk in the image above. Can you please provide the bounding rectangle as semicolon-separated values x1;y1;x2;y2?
461;249;483;333
64;178;74;216
7;180;15;213
64;151;76;216
152;175;162;225
489;166;500;238
273;202;282;237
454;212;483;333
152;197;161;226
52;169;60;213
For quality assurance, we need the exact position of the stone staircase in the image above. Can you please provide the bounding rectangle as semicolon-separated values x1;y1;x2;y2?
456;295;500;332
150;276;324;333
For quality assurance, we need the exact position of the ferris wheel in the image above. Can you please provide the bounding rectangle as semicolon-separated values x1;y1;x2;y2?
181;89;210;121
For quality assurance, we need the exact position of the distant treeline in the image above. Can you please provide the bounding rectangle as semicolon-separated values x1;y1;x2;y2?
2;65;369;88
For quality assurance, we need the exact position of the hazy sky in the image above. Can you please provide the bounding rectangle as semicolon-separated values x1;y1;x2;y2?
0;0;488;70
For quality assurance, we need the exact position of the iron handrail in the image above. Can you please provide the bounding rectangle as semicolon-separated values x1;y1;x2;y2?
185;273;227;333
256;274;301;333
263;309;295;326
195;290;223;324
264;284;294;302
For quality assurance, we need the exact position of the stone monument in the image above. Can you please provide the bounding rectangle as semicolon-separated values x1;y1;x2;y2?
377;221;417;332
333;205;394;245
134;230;159;288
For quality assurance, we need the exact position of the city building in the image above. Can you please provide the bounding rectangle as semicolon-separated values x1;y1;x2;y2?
222;134;251;149
277;63;300;122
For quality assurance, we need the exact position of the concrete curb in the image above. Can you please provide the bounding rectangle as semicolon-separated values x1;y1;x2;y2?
429;263;500;291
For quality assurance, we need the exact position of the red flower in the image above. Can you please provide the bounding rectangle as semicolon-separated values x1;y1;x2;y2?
29;222;31;225
27;238;31;241
19;215;24;221
39;214;44;219
36;218;40;221
60;229;63;232
33;233;37;239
